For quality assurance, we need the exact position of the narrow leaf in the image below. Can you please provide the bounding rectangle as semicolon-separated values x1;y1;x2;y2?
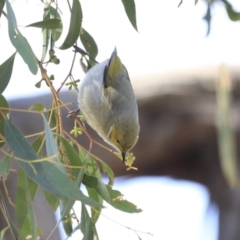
26;19;61;29
86;187;103;224
0;155;11;181
31;133;44;155
16;169;38;229
0;195;20;239
0;0;5;18
0;94;9;147
80;204;94;240
20;217;42;240
3;118;102;207
59;0;82;49
82;174;110;202
0;52;16;94
43;190;60;211
80;28;98;60
24;173;37;240
42;115;65;173
106;186;142;213
101;161;114;186
5;0;38;74
222;0;240;21
49;6;63;41
41;4;51;62
121;0;138;31
31;103;45;112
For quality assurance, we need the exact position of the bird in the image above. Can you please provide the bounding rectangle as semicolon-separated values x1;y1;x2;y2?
77;47;140;163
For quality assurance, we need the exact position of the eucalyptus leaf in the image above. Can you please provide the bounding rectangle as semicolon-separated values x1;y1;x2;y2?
26;19;61;29
41;4;51;62
222;0;240;21
121;0;138;31
16;169;38;229
0;94;9;147
86;187;103;224
24;173;37;240
0;155;11;181
83;174;110;203
49;6;63;41
80;28;98;61
0;52;16;94
0;195;20;239
42;115;65;173
43;190;60;211
0;0;5;18
80;204;94;240
106;185;142;213
59;0;82;49
5;0;38;74
101;161;114;186
19;217;42;240
3;117;103;208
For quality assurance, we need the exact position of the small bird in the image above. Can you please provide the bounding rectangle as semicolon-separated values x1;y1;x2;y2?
78;48;140;163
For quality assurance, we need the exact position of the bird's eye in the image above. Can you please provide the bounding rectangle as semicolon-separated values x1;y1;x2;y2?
116;139;120;144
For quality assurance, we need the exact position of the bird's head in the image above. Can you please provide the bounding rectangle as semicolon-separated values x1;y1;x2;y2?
107;122;140;163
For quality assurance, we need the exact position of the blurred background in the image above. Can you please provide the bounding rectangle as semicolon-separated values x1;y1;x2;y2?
1;0;240;239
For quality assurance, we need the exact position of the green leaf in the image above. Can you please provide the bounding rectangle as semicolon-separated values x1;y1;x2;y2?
48;104;58;129
49;6;63;42
0;94;9;147
26;19;62;29
0;52;16;94
43;190;60;211
24;173;37;240
5;0;38;74
16;169;38;229
0;195;20;239
83;174;110;202
31;133;44;155
121;0;138;31
20;217;42;240
0;155;11;181
80;204;94;240
31;103;45;112
216;66;238;188
106;186;142;213
0;0;5;18
59;0;82;49
222;0;240;21
42;115;65;173
60;157;86;220
62;214;73;237
101;161;114;186
80;28;98;61
56;134;83;175
86;187;103;224
0;226;9;240
3;117;102;208
41;4;51;62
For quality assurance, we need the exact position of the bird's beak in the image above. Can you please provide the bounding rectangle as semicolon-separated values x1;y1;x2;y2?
122;152;126;164
107;48;123;77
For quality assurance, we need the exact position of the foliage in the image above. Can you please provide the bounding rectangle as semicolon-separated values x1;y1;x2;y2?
179;0;240;35
0;0;141;239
